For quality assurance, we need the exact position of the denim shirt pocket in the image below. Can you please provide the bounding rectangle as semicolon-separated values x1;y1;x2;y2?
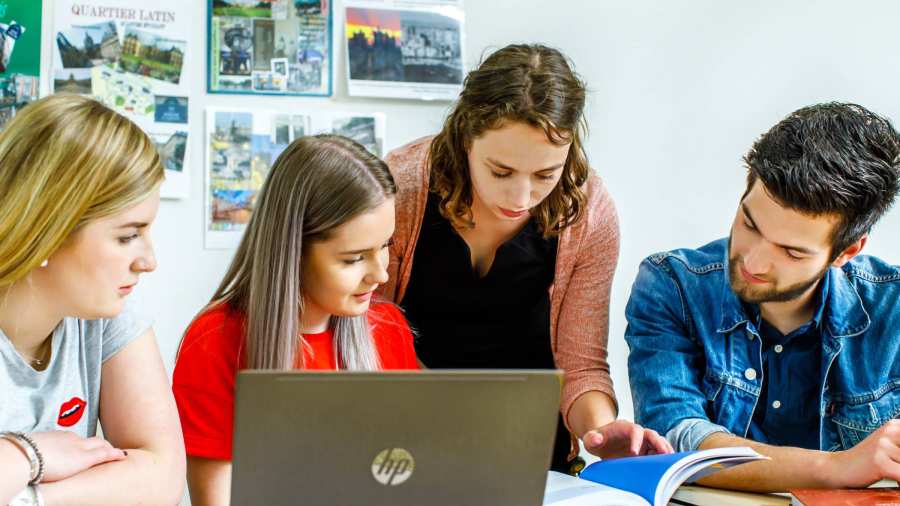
701;371;724;403
831;388;900;449
700;370;726;421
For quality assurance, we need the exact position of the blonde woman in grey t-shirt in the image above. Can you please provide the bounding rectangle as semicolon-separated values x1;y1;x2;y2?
0;95;185;506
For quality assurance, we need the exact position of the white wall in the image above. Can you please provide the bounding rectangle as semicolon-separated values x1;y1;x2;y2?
39;0;900;426
463;0;900;421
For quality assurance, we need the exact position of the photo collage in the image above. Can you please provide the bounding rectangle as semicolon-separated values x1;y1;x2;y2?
7;0;465;246
209;0;332;96
205;108;386;248
52;0;192;198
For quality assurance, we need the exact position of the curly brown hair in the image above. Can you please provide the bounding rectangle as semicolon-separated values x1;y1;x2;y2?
428;44;590;237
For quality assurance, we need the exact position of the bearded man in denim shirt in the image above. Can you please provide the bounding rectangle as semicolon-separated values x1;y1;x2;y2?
626;103;900;492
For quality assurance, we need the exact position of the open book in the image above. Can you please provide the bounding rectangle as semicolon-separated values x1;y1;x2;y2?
543;446;767;506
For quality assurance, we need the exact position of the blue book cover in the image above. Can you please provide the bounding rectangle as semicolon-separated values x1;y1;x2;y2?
577;447;766;505
581;451;694;504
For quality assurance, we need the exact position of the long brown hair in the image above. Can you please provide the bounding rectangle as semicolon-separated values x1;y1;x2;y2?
429;44;590;237
0;94;163;287
210;135;396;370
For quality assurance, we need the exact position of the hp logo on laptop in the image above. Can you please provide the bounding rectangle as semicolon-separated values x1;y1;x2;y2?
371;448;415;486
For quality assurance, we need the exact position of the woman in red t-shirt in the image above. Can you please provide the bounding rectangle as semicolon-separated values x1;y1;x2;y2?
172;135;418;505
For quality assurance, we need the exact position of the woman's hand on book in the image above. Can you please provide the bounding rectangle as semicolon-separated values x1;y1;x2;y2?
581;420;674;459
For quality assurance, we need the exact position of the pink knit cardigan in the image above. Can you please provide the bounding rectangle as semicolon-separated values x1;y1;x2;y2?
381;136;620;433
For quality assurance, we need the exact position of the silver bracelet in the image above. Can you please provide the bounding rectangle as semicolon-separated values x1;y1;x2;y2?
8;485;44;506
1;432;44;485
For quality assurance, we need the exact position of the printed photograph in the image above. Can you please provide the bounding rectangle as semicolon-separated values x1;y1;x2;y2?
252;70;285;91
272;114;307;145
217;75;253;91
211;189;256;229
346;8;402;82
0;74;37;108
294;0;322;16
212;0;273;18
211;111;253;182
56;21;121;69
271;0;289;20
399;10;462;84
252;19;275;71
154;96;190;124
287;15;326;91
332;116;381;156
250;134;280;184
219;18;254;76
270;57;288;76
153;131;188;172
118;26;185;84
91;66;155;117
209;128;284;231
53;68;92;94
0;73;36;130
0;22;24;72
13;75;38;103
346;7;462;85
273;18;300;63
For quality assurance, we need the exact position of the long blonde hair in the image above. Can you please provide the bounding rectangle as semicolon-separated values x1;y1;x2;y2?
210;135;396;370
0;94;164;287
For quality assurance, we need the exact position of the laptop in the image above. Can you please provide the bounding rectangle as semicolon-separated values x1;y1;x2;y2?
230;370;562;506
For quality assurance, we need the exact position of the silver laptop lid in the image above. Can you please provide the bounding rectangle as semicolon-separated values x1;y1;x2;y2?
231;370;562;506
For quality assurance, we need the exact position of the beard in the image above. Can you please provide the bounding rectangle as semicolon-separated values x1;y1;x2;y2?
728;255;827;304
727;235;830;304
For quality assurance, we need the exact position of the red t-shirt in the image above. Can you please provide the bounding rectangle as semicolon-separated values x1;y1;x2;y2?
172;300;419;460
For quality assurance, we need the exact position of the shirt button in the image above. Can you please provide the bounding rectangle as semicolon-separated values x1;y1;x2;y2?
772;400;782;409
774;345;784;353
744;368;757;381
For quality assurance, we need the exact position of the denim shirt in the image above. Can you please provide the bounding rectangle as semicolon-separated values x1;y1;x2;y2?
625;238;900;452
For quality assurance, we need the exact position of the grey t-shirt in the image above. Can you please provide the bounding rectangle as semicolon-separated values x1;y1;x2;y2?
0;299;150;437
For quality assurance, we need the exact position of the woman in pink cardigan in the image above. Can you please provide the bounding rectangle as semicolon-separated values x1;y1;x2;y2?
382;44;672;474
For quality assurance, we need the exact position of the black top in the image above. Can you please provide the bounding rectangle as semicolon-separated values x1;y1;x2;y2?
401;193;574;471
402;193;557;368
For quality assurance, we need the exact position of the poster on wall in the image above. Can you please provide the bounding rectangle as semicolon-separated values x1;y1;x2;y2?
205;107;386;249
51;1;191;199
345;0;464;101
208;0;332;97
0;0;41;130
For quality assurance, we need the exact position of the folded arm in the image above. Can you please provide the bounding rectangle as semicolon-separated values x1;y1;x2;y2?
40;330;186;505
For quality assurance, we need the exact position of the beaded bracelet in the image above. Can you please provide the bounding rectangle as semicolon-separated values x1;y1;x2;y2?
1;432;45;485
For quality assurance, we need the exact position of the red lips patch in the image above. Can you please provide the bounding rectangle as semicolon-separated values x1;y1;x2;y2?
57;397;86;427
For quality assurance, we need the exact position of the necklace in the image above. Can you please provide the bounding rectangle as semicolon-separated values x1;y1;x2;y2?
15;340;51;368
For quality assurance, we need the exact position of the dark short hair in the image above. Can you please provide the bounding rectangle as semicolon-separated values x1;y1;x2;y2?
429;44;590;237
743;102;900;256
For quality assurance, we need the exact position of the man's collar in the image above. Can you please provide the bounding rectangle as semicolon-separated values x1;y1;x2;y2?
822;265;871;338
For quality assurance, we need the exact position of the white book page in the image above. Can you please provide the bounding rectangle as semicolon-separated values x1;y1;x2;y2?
543;471;650;506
